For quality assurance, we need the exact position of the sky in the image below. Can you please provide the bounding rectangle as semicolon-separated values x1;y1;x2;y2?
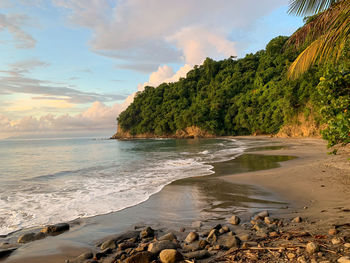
0;0;304;139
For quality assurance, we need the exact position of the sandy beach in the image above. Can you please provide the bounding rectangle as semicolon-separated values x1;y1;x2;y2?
1;137;349;263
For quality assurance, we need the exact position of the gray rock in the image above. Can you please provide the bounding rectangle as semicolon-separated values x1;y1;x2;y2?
125;251;153;263
148;240;177;255
185;232;198;243
17;233;36;243
229;215;241;225
34;232;47;240
183;250;210;260
159;232;177;241
306;242;319;254
254;210;269;220
140;227;154;239
41;223;70;235
183;241;200;252
159;249;183;263
100;239;116;250
216;233;240;249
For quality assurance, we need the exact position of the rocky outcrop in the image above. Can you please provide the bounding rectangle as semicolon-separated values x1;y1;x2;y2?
110;124;214;139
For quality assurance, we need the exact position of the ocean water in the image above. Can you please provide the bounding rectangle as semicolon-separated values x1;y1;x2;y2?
0;137;246;235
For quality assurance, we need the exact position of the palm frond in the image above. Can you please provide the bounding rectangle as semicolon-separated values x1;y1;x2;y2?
288;0;350;79
288;0;339;15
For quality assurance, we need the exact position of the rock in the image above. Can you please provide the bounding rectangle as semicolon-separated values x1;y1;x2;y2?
100;239;116;250
328;228;338;235
159;249;183;263
74;252;93;262
198;240;209;250
269;231;279;237
332;237;342;245
206;229;219;243
41;223;70;235
287;253;296;259
229;215;240;225
238;234;249;241
183;250;210;260
118;242;137;250
297;256;307;263
185;232;199;243
221;226;230;232
140;227;154;239
292;216;302;223
95;248;112;259
148;240;177;255
255;210;269;220
125;251;153;263
338;256;350;263
192;221;202;228
183;241;200;252
212;224;222;230
253;221;266;231
264;217;274;224
34;232;46;240
344;243;350;248
159;232;177;241
0;248;17;259
17;233;36;243
215;233;241;249
306;242;319;254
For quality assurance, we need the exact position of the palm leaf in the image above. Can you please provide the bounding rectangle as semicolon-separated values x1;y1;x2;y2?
288;0;339;15
288;0;350;79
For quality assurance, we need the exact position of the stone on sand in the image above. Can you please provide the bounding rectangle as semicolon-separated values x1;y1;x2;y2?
159;249;183;263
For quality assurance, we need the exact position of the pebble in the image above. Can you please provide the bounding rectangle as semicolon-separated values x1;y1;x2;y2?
306;242;319;254
229;215;241;225
328;228;338;235
185;232;199;243
344;243;350;248
292;216;302;223
287;253;296;259
331;237;342;245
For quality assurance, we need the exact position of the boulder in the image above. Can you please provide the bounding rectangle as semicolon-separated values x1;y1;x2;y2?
158;232;177;241
148;240;177;255
159;249;183;263
183;250;210;260
125;251;153;263
229;215;240;225
41;223;70;235
17;233;36;243
185;232;198;243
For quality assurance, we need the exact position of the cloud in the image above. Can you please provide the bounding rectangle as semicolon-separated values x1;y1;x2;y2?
0;59;125;104
0;13;36;48
53;0;285;65
0;100;129;134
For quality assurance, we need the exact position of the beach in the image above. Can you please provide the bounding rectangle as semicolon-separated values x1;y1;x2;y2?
1;137;349;263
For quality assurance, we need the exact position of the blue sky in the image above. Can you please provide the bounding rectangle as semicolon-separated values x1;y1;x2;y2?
0;0;304;138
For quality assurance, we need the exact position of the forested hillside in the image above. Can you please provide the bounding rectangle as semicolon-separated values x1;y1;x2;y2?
116;25;349;146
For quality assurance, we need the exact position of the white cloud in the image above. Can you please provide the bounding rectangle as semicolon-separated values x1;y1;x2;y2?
0;13;36;48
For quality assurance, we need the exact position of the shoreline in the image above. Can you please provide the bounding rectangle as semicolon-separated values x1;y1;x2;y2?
1;137;349;263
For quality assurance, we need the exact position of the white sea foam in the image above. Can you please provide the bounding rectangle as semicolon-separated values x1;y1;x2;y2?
0;138;245;235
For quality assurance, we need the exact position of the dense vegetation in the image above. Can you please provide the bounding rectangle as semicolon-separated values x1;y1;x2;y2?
117;34;349;146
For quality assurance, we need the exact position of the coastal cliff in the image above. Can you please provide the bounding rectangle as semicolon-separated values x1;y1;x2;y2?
111;124;214;139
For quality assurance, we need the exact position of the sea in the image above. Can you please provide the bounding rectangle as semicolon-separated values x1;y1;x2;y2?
0;137;249;236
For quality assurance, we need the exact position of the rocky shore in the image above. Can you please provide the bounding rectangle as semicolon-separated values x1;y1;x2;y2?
63;210;350;263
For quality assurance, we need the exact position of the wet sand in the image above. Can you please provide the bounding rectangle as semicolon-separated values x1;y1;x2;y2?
2;137;349;262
